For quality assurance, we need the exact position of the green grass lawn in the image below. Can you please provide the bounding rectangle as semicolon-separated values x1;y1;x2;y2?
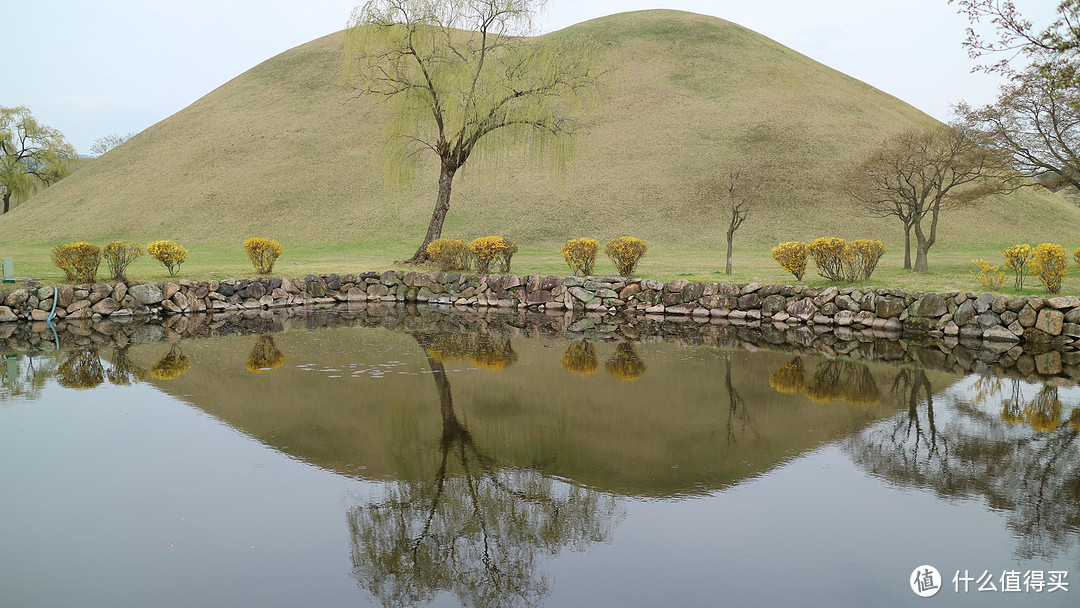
4;240;1075;298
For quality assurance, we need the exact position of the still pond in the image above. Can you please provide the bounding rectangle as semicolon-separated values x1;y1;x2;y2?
2;307;1079;607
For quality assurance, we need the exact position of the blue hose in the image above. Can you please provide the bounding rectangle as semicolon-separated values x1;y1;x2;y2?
47;286;58;322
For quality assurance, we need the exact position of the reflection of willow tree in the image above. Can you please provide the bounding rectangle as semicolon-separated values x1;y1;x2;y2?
150;345;191;380
426;331;518;371
800;359;881;406
561;341;598;376
246;335;285;373
107;346;147;385
605;343;646;381
347;332;621;608
846;370;1080;561
56;349;105;390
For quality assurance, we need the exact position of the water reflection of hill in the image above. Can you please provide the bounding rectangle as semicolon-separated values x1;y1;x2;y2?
113;319;951;498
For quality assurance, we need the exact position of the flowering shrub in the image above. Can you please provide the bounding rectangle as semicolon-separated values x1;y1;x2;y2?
147;240;187;276
469;236;511;274
498;238;518;273
243;238;283;274
605;236;648;277
970;259;1006;291
808;237;846;282
1030;242;1068;294
426;238;470;272
1004;244;1032;290
841;240;885;282
562;238;598;276
771;242;808;281
102;241;142;281
51;242;100;283
246;336;285;373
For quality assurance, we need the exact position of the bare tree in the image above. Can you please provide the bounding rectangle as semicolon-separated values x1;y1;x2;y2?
700;170;759;275
847;124;1023;273
89;132;135;156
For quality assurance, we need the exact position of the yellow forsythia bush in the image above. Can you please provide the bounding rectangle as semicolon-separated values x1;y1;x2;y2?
469;236;511;274
499;238;518;273
1005;244;1032;290
605;236;648;277
562;238;598;276
243;237;283;274
51;242;101;284
102;241;143;281
1030;242;1068;294
808;237;846;282
970;259;1006;291
842;240;885;282
147;240;187;276
1073;247;1080;274
426;238;471;272
771;242;808;281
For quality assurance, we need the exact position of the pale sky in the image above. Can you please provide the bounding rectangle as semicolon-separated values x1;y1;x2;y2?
4;0;1058;155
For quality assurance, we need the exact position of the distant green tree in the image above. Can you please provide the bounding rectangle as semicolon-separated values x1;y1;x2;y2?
0;106;76;214
342;0;606;264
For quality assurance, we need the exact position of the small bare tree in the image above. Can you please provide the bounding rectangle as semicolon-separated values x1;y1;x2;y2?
701;170;759;275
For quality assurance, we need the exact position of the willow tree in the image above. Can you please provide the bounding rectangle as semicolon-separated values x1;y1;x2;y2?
1;106;76;214
343;0;604;264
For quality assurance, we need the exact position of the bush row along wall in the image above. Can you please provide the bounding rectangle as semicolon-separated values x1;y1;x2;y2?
2;271;1080;348
1;301;1079;388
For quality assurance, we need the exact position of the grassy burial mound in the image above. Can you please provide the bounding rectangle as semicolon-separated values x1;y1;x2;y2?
3;9;1078;256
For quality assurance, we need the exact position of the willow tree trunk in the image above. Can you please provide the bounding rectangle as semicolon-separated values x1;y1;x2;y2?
403;163;458;265
2;192;10;214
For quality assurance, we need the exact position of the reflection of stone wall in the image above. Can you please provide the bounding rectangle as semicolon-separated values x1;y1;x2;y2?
5;274;1080;348
3;300;1080;387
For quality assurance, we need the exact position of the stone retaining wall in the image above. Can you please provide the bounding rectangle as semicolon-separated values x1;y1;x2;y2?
1;272;1078;348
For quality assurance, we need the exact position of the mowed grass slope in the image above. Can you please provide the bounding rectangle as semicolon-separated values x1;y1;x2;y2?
3;9;1080;279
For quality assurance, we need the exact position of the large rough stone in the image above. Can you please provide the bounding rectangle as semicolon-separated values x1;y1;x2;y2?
953;300;976;326
875;297;906;319
761;294;787;316
1036;309;1065;336
91;298;121;315
786;297;818;321
835;295;860;312
526;290;552;305
0;306;17;322
682;282;705;303
568;287;595;303
973;293;995;314
977;312;1001;329
983;326;1020;342
1047;296;1080;310
914;293;948;318
4;289;28;307
737;293;761;310
1018;305;1038;328
129;283;163;305
248;281;267;300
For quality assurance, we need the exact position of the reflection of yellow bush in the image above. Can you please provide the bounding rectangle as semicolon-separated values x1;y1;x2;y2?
605;343;646;381
427;333;473;362
802;360;879;406
151;347;191;380
1001;400;1026;426
246;336;285;373
562;342;599;376
769;357;805;394
1024;387;1062;433
1070;408;1080;432
469;335;518;371
56;349;105;390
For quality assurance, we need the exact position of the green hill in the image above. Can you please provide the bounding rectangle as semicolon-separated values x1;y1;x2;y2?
3;9;1078;251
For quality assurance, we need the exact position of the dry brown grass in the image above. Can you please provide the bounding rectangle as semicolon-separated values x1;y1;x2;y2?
3;9;1079;256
